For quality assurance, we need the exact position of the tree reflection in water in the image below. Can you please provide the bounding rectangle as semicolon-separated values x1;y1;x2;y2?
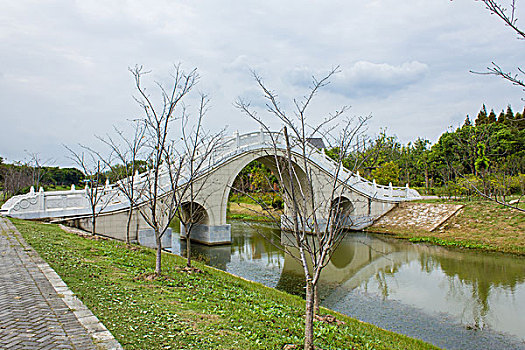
171;220;525;342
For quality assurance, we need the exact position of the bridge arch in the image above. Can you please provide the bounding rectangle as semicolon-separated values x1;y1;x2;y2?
220;152;313;225
179;201;209;225
330;196;355;227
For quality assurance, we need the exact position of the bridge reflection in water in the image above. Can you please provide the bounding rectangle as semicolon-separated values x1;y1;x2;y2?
170;220;525;350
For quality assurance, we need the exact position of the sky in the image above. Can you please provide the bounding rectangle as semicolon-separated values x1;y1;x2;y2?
1;0;524;167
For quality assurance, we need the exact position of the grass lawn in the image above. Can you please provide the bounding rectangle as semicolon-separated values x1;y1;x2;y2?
371;200;525;255
12;218;437;350
227;202;282;222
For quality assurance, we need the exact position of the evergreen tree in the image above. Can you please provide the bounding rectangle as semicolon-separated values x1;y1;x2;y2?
497;109;505;124
488;109;497;123
475;104;488;126
517;106;525;130
504;105;514;124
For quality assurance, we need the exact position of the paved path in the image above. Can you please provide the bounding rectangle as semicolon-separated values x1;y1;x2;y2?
0;217;123;350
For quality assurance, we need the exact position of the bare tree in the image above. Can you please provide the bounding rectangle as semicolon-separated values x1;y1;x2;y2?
130;64;198;276
25;151;52;191
0;153;50;200
64;145;113;235
2;162;32;199
236;68;370;350
173;94;224;268
474;0;525;93
95;121;147;244
460;0;525;211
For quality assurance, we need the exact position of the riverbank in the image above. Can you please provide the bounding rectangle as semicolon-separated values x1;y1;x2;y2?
229;198;525;255
10;218;437;350
368;199;525;255
227;202;282;222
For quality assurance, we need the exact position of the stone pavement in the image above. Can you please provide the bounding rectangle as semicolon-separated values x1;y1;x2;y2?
0;217;123;350
370;202;464;232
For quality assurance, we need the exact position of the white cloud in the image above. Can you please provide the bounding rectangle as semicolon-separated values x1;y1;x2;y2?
287;61;429;98
0;0;524;165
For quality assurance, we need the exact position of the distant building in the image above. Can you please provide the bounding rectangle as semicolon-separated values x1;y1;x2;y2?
306;138;326;149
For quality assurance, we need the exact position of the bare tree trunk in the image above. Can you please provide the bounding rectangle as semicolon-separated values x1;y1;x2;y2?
155;230;162;276
313;283;320;315
424;166;429;190
126;206;133;245
91;209;96;235
186;230;192;267
304;281;315;350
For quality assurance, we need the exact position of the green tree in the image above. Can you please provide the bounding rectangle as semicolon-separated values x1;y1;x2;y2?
475;105;488;126
488;109;497;123
371;161;400;185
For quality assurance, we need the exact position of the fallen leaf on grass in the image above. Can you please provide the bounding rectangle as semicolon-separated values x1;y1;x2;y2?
315;314;345;326
176;266;204;274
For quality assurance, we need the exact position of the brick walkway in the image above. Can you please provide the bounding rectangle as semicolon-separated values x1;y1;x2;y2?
0;217;122;350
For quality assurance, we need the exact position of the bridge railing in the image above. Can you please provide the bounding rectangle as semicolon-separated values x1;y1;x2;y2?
204;129;421;201
169;129;420;201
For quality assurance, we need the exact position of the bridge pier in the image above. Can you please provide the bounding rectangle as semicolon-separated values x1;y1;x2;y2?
138;228;172;248
179;223;231;245
280;215;376;232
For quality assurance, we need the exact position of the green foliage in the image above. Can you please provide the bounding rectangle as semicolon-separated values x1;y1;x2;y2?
371;161;400;185
474;142;489;174
408;237;495;251
325;104;525;195
229;192;283;209
44;167;85;186
105;160;148;182
231;160;277;194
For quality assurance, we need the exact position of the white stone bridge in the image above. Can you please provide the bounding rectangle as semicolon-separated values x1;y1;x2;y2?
1;130;421;245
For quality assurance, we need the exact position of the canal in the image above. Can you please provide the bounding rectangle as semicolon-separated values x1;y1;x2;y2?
170;220;525;350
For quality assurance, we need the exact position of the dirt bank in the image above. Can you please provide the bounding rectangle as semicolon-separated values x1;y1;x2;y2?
368;200;525;255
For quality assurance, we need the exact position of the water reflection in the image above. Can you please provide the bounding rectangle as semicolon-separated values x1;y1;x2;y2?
170;220;525;349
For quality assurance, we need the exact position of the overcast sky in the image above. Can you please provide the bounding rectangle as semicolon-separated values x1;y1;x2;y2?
1;0;524;166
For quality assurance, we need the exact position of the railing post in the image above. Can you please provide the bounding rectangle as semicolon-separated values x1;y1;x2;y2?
39;187;45;211
71;184;75;191
235;130;240;148
259;127;264;144
406;183;409;197
389;182;393;197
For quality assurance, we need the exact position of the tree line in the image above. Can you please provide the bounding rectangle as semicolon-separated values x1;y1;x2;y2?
324;104;525;201
0;156;84;200
0;156;150;201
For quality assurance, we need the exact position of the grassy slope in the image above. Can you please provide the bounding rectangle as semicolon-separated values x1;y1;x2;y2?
12;218;437;350
227;202;282;222
369;200;525;255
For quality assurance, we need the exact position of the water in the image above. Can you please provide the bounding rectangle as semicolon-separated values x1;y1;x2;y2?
170;220;525;350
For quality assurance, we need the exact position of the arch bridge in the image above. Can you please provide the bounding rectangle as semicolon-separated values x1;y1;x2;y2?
1;130;421;245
